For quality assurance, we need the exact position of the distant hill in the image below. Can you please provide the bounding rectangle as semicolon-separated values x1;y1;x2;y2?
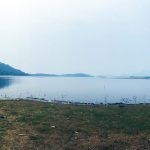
130;70;150;77
31;73;59;77
0;62;28;76
31;73;94;77
61;73;93;77
106;75;150;79
0;62;93;77
97;75;107;78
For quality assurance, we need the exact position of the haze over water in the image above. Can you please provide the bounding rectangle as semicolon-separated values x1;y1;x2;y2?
0;76;150;104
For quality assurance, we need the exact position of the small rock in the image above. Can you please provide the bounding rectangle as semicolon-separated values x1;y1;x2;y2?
0;115;6;120
74;131;79;134
18;134;26;136
51;126;55;128
148;139;150;143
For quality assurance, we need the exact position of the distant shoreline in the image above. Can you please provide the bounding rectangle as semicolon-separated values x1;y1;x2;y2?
1;75;150;79
1;98;150;106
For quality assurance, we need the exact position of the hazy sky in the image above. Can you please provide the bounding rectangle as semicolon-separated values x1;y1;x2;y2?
0;0;150;75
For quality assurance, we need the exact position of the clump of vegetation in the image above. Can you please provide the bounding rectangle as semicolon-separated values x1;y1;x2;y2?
0;100;150;150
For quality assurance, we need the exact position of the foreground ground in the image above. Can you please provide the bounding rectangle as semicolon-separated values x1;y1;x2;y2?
0;100;150;150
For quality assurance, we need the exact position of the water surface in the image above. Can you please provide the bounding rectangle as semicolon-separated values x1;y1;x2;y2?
0;76;150;104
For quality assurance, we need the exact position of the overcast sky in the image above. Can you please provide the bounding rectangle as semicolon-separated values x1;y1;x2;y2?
0;0;150;75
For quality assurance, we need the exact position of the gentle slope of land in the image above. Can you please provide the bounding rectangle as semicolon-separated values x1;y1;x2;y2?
0;100;150;150
0;62;28;76
0;62;94;77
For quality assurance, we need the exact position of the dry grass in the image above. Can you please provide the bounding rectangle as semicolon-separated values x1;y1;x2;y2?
0;100;150;150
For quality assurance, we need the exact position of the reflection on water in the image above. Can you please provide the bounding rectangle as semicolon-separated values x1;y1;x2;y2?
0;76;150;103
0;77;14;89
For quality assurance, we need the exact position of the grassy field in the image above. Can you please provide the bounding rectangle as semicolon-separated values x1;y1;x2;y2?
0;100;150;150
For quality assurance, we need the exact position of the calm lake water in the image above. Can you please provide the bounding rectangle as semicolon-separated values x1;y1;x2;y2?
0;76;150;104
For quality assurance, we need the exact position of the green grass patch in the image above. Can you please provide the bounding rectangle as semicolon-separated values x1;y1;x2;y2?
0;100;150;150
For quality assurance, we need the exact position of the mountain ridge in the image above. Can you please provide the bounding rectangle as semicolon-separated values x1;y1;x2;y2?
0;62;28;76
0;62;94;77
1;61;150;78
